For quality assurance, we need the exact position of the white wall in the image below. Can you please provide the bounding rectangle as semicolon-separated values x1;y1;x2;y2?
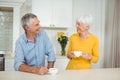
19;0;106;68
43;0;106;68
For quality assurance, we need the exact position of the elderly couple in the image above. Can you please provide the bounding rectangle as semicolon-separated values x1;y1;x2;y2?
14;13;99;75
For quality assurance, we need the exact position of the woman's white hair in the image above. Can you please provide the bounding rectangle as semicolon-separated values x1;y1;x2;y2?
76;14;93;27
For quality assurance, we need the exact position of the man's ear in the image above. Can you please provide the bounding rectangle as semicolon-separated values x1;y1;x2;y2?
25;26;30;31
86;26;90;30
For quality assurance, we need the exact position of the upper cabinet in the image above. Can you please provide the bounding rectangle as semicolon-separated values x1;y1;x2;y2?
32;0;72;28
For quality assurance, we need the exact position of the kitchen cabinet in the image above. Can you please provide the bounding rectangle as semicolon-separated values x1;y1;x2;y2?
0;54;5;71
32;0;72;28
5;58;100;71
5;58;14;71
5;58;69;71
46;57;69;70
54;58;69;70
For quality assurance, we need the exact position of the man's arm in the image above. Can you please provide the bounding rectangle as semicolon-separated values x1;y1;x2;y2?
47;61;54;69
43;30;56;68
19;64;34;73
19;64;48;75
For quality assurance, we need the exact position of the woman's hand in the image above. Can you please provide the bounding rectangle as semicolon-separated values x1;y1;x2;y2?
67;51;74;59
82;53;92;60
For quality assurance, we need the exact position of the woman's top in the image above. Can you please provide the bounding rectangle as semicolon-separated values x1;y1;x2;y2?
66;33;99;70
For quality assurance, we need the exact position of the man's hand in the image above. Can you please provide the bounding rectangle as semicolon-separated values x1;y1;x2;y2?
32;66;48;75
19;64;48;75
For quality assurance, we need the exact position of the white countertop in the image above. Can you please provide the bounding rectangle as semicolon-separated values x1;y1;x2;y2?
0;68;120;80
0;51;5;54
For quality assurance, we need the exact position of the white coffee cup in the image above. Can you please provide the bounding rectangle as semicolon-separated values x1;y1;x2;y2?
48;68;58;75
74;51;82;57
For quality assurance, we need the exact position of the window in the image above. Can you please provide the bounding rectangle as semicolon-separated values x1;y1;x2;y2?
0;7;13;52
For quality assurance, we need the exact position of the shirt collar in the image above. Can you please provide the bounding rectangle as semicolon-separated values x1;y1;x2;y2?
23;30;41;43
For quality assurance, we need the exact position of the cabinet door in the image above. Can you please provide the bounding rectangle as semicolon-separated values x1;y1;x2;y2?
5;59;14;71
54;58;69;70
45;58;69;70
52;0;72;27
32;0;52;27
32;0;72;28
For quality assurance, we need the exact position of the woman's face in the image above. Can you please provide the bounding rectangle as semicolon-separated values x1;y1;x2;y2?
76;22;89;33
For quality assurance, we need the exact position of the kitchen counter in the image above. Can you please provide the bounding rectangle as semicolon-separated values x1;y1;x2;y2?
4;54;14;59
4;54;69;71
0;68;120;80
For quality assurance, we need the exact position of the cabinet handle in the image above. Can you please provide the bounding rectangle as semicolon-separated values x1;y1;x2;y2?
50;24;52;27
53;24;55;27
50;24;55;27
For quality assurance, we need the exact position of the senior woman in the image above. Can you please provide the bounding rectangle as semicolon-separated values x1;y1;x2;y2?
66;15;99;70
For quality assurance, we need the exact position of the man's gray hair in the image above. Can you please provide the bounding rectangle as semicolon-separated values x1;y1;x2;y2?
76;14;93;27
21;13;37;30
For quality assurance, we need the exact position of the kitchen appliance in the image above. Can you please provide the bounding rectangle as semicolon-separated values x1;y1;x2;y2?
0;51;5;71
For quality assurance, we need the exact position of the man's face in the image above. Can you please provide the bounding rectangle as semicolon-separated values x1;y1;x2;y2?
26;17;40;35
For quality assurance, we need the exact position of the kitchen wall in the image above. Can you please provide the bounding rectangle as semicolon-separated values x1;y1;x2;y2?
19;0;106;68
20;0;32;33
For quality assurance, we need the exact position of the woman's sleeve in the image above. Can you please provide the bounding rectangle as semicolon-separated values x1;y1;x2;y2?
66;36;72;56
91;38;99;63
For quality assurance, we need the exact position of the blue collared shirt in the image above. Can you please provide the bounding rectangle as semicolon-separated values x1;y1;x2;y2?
14;29;56;71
